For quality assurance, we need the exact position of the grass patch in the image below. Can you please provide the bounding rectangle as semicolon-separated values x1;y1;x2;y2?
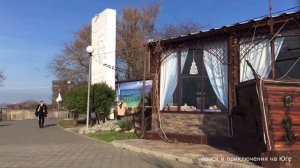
58;119;86;128
58;120;75;128
89;131;138;142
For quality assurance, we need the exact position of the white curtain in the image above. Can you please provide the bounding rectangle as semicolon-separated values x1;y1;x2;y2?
159;49;188;110
203;41;228;107
240;37;284;81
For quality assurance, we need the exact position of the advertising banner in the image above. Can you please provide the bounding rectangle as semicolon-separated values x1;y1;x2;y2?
116;80;152;109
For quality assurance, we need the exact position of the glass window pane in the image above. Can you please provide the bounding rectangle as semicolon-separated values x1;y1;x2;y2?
203;77;227;112
179;49;228;112
274;35;300;79
202;54;227;112
181;49;202;112
182;50;201;76
181;77;201;111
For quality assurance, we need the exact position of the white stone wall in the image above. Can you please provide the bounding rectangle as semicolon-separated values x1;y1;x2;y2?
91;8;116;89
1;109;69;120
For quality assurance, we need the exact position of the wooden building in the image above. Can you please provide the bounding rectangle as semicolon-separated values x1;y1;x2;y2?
145;10;300;151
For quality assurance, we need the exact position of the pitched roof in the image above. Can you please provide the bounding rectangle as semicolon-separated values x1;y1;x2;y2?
158;10;300;44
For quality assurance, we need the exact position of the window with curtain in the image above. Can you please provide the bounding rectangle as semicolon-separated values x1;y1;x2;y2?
159;49;188;111
160;49;226;112
203;41;228;110
181;50;202;111
159;51;178;110
181;49;226;112
239;36;284;81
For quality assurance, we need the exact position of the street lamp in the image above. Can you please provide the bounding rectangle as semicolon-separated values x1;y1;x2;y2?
86;45;94;129
67;80;72;91
66;80;72;119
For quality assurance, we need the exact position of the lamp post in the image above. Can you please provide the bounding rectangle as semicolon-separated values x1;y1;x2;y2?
66;80;72;119
67;80;72;91
86;45;94;129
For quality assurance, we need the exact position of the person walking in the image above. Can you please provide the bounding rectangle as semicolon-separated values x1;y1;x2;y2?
35;101;48;128
116;98;128;120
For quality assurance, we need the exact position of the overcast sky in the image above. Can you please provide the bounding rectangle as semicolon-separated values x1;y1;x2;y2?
0;0;299;104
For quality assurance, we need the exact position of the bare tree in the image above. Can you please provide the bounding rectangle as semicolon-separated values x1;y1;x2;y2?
48;2;207;82
48;2;160;82
155;19;210;40
48;25;91;84
0;69;5;86
116;2;160;80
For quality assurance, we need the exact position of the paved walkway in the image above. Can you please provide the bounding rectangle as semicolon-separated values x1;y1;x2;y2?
112;140;261;168
0;119;197;168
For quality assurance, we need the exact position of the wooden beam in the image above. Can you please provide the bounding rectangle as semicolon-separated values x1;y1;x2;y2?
178;50;182;112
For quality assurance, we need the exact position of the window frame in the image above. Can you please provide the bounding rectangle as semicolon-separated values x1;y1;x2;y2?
162;48;227;113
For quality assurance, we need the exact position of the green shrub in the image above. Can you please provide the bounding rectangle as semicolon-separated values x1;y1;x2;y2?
65;83;116;117
90;83;116;117
65;84;87;114
117;116;134;131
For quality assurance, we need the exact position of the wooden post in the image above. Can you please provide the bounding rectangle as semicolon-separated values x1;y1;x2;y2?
151;47;160;114
201;49;205;112
141;50;147;137
270;26;275;79
178;50;181;112
228;36;233;136
269;0;276;79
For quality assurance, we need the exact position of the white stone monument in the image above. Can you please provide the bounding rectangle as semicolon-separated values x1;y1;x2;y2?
91;8;116;89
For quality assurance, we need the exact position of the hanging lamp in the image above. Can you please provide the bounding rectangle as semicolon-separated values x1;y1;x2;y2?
189;50;198;75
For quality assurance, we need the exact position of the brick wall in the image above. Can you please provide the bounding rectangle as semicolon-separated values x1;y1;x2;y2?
151;112;229;137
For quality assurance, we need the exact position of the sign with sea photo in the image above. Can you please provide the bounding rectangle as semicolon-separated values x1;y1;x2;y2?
116;80;152;110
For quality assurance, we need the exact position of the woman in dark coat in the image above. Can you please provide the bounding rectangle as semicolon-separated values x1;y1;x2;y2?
35;101;48;128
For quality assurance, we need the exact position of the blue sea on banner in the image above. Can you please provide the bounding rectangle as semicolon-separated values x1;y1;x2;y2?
116;80;152;108
120;89;143;108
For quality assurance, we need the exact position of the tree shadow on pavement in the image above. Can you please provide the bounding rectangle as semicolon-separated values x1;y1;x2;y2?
0;124;12;127
43;124;57;128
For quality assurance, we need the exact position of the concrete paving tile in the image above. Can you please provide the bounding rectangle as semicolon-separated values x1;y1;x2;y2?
0;119;197;168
